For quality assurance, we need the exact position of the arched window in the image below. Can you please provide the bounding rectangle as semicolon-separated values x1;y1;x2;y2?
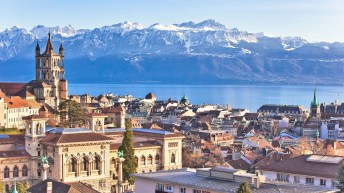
171;153;176;164
4;167;9;178
22;165;28;177
94;156;101;171
81;157;89;172
155;154;160;164
140;155;146;166
148;155;153;165
13;166;19;178
69;157;77;173
111;158;116;169
135;156;138;165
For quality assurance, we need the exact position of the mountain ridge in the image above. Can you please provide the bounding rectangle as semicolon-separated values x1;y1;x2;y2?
1;20;344;84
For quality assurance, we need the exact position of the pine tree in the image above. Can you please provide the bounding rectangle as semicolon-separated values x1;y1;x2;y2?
58;100;84;128
237;182;252;193
337;161;344;192
119;118;137;184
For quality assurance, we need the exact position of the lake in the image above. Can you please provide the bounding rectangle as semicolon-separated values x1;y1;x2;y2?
69;84;344;112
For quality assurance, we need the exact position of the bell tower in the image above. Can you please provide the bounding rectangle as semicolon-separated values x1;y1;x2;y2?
310;85;320;121
35;32;68;109
23;115;47;156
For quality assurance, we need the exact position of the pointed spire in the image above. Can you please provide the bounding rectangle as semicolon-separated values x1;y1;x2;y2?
312;84;319;107
43;31;56;55
36;41;40;50
59;42;64;50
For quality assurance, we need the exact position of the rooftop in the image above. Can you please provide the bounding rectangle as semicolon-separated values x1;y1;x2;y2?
134;168;333;193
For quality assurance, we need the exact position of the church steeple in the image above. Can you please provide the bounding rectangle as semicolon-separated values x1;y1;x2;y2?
310;84;321;121
35;41;40;56
311;85;319;107
59;42;64;56
43;31;56;55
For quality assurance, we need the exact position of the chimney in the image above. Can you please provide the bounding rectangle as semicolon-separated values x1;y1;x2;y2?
47;181;52;193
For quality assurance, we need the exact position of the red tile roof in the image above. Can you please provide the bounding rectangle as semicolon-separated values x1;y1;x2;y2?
0;83;26;96
42;132;113;145
0;149;30;158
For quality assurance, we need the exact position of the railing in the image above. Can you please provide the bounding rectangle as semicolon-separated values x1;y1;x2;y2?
67;172;76;178
92;170;100;175
80;171;89;177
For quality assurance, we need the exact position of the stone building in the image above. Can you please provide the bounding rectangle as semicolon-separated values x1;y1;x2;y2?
0;33;67;112
0;115;184;193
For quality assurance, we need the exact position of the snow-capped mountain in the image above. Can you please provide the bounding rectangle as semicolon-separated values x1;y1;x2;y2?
1;19;344;84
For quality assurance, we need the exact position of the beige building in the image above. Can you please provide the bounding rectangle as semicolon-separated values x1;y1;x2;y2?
102;103;126;128
0;90;41;129
0;114;184;193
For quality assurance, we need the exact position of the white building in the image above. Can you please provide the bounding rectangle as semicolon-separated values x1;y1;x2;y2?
134;167;334;193
259;154;341;189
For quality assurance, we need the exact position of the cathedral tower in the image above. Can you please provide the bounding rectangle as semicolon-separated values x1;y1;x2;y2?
33;32;68;109
310;85;320;121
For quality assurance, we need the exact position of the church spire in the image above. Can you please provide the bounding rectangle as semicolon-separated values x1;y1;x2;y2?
43;30;56;55
35;41;40;56
311;84;319;107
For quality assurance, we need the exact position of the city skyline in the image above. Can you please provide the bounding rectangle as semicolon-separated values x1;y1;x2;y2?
1;0;344;42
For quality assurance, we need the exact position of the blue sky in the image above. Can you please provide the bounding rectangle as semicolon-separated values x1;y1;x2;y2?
1;0;344;42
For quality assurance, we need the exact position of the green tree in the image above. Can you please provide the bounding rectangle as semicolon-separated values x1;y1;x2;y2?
118;118;137;184
10;182;28;193
58;100;84;128
16;182;28;193
237;182;252;193
337;161;344;192
0;180;4;193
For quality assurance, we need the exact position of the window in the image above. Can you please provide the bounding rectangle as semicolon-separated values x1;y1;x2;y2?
140;155;146;166
155;154;160;164
81;157;89;172
135;156;138;165
320;179;326;186
5;184;9;193
180;187;186;193
13;166;19;177
171;153;176;164
193;190;202;193
94;156;101;170
148;155;153;165
294;176;300;183
277;173;289;182
165;184;173;192
4;167;9;178
156;183;164;191
69;157;77;173
306;177;314;185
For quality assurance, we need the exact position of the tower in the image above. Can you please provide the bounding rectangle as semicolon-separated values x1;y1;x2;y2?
310;85;320;121
23;115;47;179
34;32;68;109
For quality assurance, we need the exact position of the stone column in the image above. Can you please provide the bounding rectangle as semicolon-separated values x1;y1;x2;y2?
117;157;125;193
42;163;49;181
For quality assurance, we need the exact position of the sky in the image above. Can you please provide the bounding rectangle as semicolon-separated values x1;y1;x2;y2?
1;0;344;42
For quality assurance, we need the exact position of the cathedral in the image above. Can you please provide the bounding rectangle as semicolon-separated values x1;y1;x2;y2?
0;32;67;111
